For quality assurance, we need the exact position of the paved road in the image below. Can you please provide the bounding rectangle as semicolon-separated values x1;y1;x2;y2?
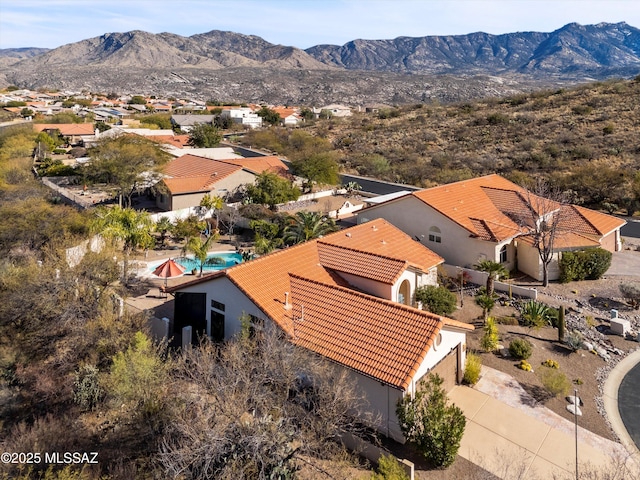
621;219;640;239
619;362;640;450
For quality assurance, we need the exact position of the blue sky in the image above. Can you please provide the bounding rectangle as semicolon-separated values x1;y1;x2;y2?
1;0;639;50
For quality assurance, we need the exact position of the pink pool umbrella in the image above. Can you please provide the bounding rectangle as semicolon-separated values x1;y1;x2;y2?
152;258;186;295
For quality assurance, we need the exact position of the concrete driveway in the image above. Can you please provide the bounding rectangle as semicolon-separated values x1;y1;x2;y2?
607;248;640;276
449;367;637;479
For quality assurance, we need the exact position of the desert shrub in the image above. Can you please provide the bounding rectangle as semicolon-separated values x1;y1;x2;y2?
463;353;482;385
495;315;519;326
415;285;457;316
370;454;410;480
572;105;593;115
542;359;559;369
539;366;571;397
480;317;499;352
564;330;584;352
73;364;102;411
559;248;612;282
619;282;640;309
520;300;550;329
508;338;533;360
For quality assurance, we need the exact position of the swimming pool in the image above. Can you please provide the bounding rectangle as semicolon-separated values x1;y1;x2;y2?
150;252;243;273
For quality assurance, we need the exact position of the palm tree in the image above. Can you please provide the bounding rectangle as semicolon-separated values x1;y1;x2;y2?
185;233;220;276
92;206;155;284
474;259;508;297
283;211;338;245
155;216;173;248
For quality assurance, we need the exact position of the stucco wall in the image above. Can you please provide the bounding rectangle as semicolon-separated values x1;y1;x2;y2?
160;170;257;211
176;276;264;338
409;328;467;396
348;370;405;442
358;198;507;269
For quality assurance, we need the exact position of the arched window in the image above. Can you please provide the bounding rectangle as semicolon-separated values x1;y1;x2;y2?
398;279;411;306
499;245;508;263
428;226;441;243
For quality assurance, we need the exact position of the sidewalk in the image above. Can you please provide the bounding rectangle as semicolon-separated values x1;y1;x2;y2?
449;366;636;479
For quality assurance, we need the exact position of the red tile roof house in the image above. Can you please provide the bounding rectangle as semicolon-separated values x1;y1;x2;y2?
156;154;290;211
167;219;473;442
33;123;97;146
358;174;626;282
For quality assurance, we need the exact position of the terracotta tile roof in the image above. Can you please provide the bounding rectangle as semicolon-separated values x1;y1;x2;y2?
317;242;407;284
272;106;297;118
562;205;626;236
409;174;624;246
325;218;444;271
168;219;457;389
162;154;242;194
517;231;600;250
151;135;190;148
33;123;95;136
289;275;443;389
219;155;289;176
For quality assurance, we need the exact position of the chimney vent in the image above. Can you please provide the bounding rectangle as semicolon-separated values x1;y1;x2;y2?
284;292;292;310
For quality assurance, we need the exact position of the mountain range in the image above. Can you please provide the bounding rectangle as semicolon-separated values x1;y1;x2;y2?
1;22;639;105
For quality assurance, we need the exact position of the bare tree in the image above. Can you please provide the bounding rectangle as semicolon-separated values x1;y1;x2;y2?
158;327;375;479
515;179;568;287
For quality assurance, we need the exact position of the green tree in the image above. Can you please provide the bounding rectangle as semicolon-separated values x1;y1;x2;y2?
187;122;222;147
415;285;457;316
184;233;221;276
257;106;281;126
173;214;206;243
199;193;224;229
282;211;338;244
128;95;147;105
86;134;171;207
140;113;172;130
475;290;496;322
20;107;34;117
474;259;508;297
250;219;283;254
396;373;466;468
290;151;340;191
155;216;174;247
92;206;155;284
245;171;301;209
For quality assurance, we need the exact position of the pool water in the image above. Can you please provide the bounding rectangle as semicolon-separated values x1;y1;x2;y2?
152;252;243;273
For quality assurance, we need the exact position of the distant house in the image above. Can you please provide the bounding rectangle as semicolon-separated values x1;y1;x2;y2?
167;219;471;441
219;107;263;129
358;174;626;282
171;115;216;132
33;123;96;146
314;104;352;118
155;154;289;211
272;106;303;126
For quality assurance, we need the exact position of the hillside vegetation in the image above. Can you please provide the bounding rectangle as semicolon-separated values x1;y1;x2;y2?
243;77;640;214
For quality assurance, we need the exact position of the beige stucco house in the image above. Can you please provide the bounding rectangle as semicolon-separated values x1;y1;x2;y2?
358;174;626;282
167;219;472;442
155;154;290;211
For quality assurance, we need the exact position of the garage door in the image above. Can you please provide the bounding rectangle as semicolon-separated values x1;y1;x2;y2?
427;346;460;393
